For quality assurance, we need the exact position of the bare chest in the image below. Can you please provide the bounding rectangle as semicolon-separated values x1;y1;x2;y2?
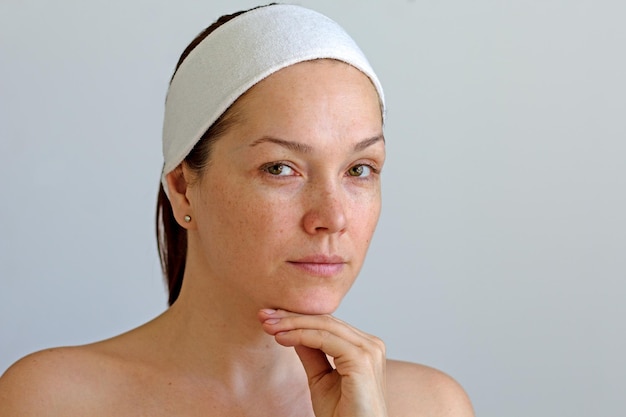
90;376;316;417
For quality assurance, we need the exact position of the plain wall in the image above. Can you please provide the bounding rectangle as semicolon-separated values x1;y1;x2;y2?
1;1;625;416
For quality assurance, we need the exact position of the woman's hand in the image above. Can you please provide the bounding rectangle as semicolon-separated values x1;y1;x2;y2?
258;309;388;417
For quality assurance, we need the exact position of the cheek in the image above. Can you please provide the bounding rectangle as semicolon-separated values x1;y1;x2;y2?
208;183;298;241
349;188;382;236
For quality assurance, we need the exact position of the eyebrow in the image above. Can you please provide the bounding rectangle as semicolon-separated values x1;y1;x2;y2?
249;134;385;153
354;134;385;152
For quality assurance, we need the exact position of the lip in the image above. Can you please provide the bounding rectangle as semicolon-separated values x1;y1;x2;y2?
288;254;347;277
291;254;346;264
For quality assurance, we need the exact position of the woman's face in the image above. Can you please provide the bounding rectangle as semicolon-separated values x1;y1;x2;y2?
184;59;385;314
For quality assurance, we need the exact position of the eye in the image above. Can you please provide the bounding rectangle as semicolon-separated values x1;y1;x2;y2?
347;164;373;177
263;163;296;176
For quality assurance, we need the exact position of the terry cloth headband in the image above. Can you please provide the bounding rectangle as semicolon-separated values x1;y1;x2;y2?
161;4;385;196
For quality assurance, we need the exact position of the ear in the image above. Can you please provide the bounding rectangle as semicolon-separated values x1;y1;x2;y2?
165;164;196;230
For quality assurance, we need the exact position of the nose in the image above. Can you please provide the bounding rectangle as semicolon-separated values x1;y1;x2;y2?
302;183;348;235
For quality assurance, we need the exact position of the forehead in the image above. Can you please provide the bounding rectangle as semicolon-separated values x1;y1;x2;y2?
232;60;383;132
248;59;380;103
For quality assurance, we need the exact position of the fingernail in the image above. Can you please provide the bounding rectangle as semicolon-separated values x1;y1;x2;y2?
260;308;276;315
264;318;281;325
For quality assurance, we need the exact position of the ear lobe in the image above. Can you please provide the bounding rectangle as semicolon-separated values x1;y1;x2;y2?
165;165;195;229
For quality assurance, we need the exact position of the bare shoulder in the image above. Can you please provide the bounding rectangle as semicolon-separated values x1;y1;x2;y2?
386;359;474;417
0;345;130;417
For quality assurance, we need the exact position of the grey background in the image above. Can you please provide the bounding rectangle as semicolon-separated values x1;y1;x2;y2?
1;1;625;416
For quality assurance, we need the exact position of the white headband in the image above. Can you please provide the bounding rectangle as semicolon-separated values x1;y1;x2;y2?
161;4;385;195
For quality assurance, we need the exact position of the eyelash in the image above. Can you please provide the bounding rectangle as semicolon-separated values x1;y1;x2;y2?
347;163;379;178
260;162;380;179
260;162;298;177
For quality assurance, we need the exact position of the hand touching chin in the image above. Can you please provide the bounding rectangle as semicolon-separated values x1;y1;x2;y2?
258;309;388;417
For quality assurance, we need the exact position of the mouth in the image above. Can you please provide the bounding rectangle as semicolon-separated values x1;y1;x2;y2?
287;255;347;277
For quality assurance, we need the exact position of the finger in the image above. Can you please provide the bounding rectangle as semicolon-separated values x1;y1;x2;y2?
261;311;370;347
274;328;382;373
258;310;386;372
257;308;278;323
293;345;334;383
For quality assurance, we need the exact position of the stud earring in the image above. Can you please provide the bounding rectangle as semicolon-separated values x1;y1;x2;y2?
184;215;192;223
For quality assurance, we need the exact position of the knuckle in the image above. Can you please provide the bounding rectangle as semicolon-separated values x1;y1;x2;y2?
373;336;386;351
314;328;327;338
367;336;386;356
319;314;336;326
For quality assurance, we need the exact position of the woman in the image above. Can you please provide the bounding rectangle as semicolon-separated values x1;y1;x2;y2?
0;4;473;416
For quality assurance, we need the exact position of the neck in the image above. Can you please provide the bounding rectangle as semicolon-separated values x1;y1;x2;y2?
149;267;300;385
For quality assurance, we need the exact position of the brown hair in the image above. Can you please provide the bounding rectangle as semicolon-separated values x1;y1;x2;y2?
156;5;274;306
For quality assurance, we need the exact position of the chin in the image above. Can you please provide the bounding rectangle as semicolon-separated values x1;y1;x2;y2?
278;292;344;315
264;280;354;315
288;304;338;316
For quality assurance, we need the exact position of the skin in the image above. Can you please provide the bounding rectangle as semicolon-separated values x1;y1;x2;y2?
0;60;474;416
